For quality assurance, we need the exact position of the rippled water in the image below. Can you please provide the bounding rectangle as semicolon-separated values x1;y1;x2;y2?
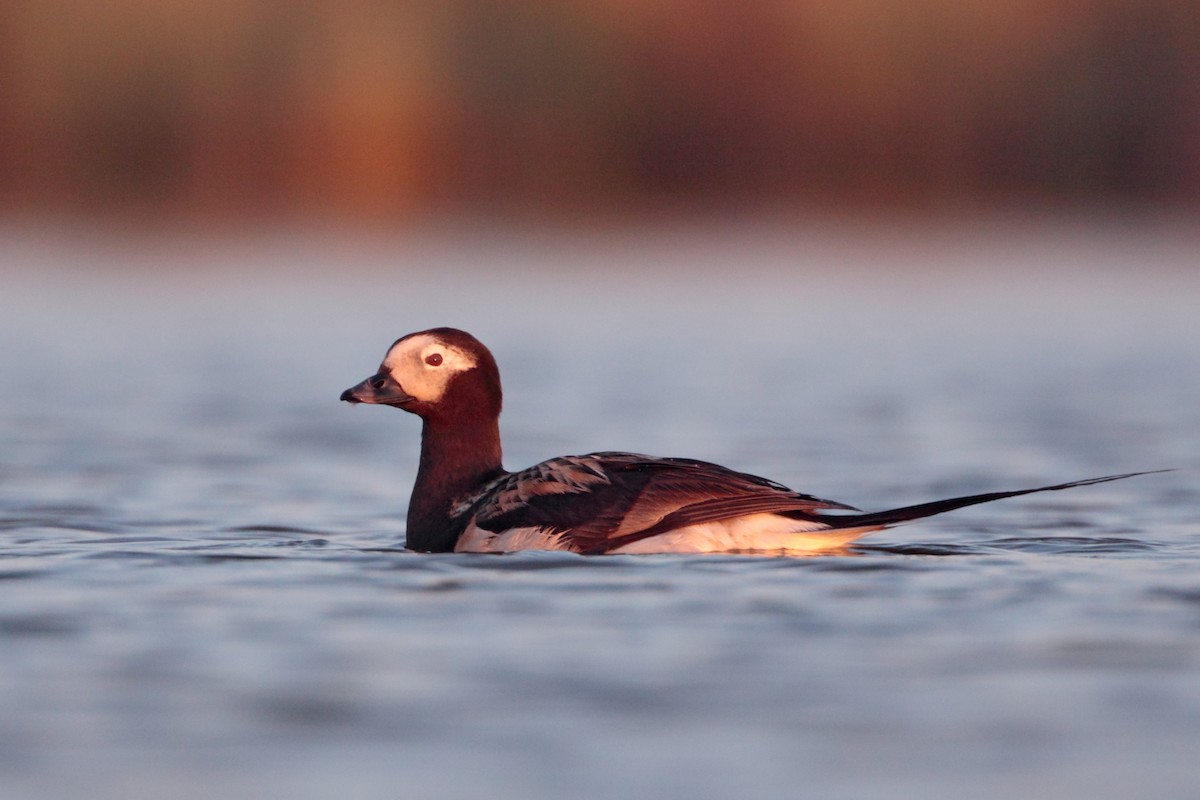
2;221;1199;799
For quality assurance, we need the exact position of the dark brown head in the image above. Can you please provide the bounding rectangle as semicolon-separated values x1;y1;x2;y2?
340;328;503;424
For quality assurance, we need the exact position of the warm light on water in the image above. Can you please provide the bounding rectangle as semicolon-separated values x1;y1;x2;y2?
2;219;1199;799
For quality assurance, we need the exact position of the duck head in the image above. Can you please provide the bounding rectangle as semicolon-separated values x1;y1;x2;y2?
340;327;503;423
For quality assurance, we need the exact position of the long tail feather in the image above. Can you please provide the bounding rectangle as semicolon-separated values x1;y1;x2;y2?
820;470;1170;530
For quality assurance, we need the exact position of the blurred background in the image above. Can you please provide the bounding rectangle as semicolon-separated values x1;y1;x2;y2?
3;0;1199;223
4;6;1200;800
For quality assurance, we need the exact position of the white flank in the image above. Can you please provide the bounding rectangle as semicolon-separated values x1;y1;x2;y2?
456;513;883;555
455;523;569;553
609;513;881;555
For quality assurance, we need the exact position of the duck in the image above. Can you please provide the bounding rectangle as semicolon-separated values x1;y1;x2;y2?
340;327;1156;555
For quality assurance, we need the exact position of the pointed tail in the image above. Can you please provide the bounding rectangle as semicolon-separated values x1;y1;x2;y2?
820;470;1170;531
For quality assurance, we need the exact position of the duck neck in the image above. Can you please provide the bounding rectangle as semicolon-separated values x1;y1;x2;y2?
406;417;504;552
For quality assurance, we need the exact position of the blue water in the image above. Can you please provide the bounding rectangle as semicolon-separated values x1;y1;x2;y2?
2;220;1199;799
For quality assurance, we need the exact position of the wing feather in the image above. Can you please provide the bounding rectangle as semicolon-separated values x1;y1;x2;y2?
453;452;853;554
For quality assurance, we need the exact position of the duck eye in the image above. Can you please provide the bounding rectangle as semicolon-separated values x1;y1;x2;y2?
425;353;443;366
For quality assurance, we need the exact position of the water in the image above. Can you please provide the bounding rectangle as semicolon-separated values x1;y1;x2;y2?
2;219;1199;799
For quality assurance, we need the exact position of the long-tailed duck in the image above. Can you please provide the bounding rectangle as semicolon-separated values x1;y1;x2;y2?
341;327;1156;555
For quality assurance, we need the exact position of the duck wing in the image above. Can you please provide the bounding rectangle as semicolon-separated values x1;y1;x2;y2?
452;451;854;554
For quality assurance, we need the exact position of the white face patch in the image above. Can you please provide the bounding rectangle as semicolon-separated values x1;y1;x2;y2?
381;334;478;403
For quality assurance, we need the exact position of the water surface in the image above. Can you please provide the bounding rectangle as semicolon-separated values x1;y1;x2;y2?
2;221;1199;799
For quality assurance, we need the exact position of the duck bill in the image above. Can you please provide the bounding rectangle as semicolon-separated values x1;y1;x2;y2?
340;372;415;407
